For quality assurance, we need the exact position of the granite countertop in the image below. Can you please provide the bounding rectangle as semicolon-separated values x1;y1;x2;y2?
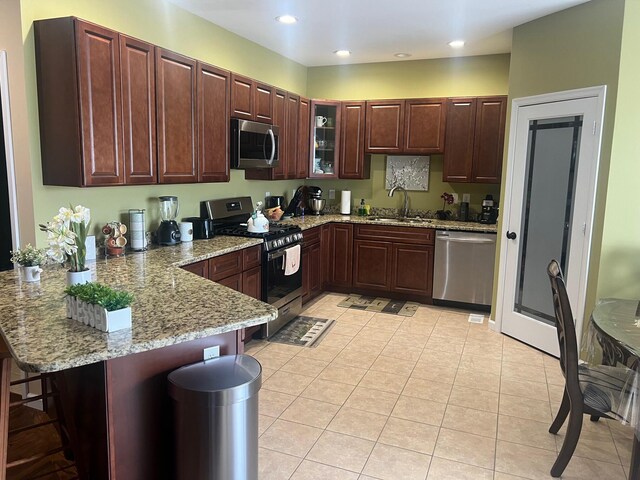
0;237;276;373
279;214;499;233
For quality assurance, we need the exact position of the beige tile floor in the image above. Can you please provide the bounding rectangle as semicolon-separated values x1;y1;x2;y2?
248;293;635;480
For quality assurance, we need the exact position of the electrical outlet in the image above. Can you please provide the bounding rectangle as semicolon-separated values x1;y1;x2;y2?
451;193;459;204
203;345;220;361
329;189;335;200
265;191;271;198
462;193;471;203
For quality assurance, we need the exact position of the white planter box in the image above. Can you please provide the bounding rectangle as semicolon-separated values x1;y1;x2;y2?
67;298;131;332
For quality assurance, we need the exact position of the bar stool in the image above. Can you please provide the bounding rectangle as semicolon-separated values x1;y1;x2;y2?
0;337;76;479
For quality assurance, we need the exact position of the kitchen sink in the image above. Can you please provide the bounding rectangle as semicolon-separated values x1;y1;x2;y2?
368;216;399;223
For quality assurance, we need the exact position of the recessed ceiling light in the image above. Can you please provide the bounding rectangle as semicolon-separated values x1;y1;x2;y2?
334;50;351;57
448;40;465;48
275;15;297;24
394;53;412;58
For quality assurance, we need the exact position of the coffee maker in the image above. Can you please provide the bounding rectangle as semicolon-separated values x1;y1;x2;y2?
479;194;498;224
156;196;181;245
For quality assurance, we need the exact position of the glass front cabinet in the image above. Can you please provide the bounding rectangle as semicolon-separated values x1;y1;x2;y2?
309;100;341;178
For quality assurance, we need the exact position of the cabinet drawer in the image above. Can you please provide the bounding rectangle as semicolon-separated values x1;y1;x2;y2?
209;251;242;281
242;245;262;270
302;226;321;247
354;225;434;245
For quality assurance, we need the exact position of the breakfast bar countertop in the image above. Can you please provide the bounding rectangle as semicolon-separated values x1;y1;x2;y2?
0;236;276;374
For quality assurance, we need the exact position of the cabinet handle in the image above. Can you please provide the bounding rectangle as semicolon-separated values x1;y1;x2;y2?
454;102;472;106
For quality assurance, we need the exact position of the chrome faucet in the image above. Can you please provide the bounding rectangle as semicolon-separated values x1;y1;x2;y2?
388;185;409;218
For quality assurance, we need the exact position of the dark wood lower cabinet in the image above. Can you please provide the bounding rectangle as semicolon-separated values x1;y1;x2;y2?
391;243;434;297
302;230;322;304
328;224;353;288
58;331;238;480
352;240;392;291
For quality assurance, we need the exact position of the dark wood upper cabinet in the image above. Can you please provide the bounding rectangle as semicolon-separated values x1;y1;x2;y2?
35;18;125;186
197;62;230;183
230;74;274;124
156;48;197;184
286;93;300;179
230;74;253;120
365;100;404;153
443;96;507;183
309;100;341;179
472;96;507;183
120;35;156;185
297;97;310;179
254;82;274;123
340;101;368;179
404;98;446;153
443;98;477;182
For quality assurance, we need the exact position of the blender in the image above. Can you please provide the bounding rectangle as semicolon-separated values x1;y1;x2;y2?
156;196;181;245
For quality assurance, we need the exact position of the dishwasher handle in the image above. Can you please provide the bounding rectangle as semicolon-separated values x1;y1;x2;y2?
435;236;496;245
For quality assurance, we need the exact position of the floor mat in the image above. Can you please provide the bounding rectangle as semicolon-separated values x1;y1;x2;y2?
338;294;419;317
269;316;335;347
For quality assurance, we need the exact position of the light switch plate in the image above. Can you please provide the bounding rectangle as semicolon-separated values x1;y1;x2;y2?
203;345;220;360
462;193;471;203
329;189;335;199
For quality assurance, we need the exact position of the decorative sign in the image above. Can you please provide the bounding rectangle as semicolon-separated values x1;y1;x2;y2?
385;156;430;191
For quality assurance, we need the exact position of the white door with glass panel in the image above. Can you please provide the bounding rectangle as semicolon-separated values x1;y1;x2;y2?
497;89;604;356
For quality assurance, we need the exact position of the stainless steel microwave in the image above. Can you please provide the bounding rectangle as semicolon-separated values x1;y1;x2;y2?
230;119;279;169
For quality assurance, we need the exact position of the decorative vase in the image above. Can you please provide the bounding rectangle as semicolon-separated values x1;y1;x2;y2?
21;265;43;283
66;269;92;286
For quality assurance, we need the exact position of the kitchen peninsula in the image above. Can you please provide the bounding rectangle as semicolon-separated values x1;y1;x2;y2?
0;236;278;479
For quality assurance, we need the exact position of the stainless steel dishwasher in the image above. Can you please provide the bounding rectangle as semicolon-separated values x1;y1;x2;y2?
433;230;497;308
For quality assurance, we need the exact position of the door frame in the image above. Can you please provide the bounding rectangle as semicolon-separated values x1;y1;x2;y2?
494;86;606;350
0;51;21;250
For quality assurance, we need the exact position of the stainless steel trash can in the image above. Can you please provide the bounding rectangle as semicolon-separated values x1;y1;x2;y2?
168;354;262;480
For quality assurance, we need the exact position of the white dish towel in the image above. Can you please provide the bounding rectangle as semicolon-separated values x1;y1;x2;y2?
283;244;301;276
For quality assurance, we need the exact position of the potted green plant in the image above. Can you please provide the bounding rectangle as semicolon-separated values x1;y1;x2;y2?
40;204;92;286
10;244;47;282
64;282;134;332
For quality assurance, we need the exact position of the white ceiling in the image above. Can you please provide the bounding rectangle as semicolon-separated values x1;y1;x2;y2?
166;0;590;66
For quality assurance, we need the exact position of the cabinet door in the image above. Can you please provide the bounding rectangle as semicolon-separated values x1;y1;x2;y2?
254;82;274;123
297;97;310;179
198;62;230;182
443;98;476;183
120;35;156;185
391;244;433;298
365;100;404;153
181;260;209;278
242;266;262;300
286;93;300;179
272;90;287;179
76;20;124;186
340;102;368;179
156;48;197;183
472;96;507;184
329;224;353;287
353;240;392;291
404;98;446;153
208;251;243;281
302;245;311;303
230;74;253;120
321;225;332;288
309;100;341;179
218;273;243;292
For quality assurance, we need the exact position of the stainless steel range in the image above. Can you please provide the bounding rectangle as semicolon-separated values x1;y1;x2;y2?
202;197;303;337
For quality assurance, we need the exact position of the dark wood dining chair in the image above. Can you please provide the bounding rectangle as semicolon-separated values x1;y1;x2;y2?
547;259;637;477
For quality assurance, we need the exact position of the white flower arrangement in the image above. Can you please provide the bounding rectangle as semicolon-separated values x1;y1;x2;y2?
39;205;91;272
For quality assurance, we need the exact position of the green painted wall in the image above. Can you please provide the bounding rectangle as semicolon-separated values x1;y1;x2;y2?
493;0;625;320
20;0;308;241
598;0;640;299
306;55;510;214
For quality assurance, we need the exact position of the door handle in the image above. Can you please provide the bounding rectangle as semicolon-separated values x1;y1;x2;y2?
506;231;517;240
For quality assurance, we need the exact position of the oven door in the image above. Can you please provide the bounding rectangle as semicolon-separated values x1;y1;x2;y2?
265;244;302;308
